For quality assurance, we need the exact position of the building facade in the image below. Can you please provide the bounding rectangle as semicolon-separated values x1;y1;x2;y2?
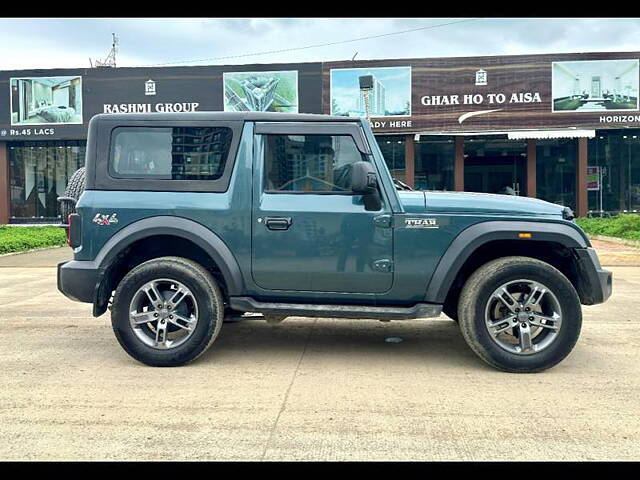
1;51;640;223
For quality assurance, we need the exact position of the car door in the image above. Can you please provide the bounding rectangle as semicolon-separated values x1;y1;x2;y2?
251;122;394;294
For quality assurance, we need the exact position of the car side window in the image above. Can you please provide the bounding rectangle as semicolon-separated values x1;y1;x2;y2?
110;126;233;180
263;134;368;193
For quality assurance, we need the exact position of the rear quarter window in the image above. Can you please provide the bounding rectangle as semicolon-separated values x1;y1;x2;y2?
110;126;233;180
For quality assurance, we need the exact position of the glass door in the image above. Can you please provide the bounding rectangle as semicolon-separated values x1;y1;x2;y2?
463;137;527;195
9;141;86;222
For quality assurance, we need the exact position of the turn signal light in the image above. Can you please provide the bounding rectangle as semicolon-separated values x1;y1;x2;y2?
518;232;532;238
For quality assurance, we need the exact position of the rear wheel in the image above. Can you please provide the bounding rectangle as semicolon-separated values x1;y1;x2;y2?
458;256;582;373
111;256;224;366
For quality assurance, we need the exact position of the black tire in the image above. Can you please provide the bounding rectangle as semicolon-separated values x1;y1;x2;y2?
60;167;86;220
458;256;582;373
111;256;224;367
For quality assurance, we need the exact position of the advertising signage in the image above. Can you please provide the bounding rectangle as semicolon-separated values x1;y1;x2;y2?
0;62;323;140
2;51;640;140
323;51;640;133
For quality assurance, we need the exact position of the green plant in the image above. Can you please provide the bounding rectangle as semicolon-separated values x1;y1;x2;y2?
576;214;640;241
0;226;67;254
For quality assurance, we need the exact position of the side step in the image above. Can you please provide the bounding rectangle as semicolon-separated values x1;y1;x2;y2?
229;297;442;320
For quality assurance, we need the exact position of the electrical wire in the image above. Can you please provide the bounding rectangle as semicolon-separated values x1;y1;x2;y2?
144;18;482;67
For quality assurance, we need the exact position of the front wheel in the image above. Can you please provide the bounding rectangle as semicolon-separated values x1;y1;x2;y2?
111;256;224;366
458;256;582;373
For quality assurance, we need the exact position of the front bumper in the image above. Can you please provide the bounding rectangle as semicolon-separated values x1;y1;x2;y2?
574;247;612;305
57;260;100;304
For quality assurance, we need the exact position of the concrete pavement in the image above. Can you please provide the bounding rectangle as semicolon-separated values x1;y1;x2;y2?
591;238;640;266
0;245;638;460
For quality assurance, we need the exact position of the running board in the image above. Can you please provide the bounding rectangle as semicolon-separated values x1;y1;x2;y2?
229;297;442;320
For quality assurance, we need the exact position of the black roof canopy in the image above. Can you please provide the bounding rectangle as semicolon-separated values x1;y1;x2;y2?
90;111;359;124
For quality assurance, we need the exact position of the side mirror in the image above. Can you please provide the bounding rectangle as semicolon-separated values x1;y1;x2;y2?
351;161;378;195
351;161;382;211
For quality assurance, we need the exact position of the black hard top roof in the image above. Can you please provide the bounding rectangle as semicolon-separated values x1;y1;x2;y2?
90;112;362;123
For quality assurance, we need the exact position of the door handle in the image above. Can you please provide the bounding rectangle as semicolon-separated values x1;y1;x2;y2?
265;217;292;231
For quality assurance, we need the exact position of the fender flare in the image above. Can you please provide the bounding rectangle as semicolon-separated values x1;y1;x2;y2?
94;216;244;301
424;220;589;304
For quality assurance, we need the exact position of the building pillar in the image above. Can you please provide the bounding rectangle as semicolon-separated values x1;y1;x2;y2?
405;135;415;188
576;138;588;217
0;142;9;224
454;136;465;191
526;139;537;198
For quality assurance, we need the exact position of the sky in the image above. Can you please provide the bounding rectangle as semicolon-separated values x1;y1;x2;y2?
0;18;639;70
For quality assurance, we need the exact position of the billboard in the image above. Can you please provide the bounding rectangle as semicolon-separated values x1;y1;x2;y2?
10;76;83;125
330;66;411;118
1;52;640;139
223;70;299;113
552;59;639;112
323;51;640;133
0;63;322;140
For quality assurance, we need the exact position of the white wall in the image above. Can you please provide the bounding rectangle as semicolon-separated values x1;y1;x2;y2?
52;86;69;107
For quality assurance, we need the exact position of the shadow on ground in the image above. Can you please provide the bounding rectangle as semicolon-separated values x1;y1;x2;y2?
193;317;484;371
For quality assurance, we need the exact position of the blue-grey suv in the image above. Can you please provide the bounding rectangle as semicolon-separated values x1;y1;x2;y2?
57;112;612;371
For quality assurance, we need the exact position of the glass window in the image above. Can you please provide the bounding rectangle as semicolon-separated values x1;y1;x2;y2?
110;127;233;180
375;136;406;183
415;136;454;191
464;137;527;195
263;134;366;192
588;129;640;214
536;139;577;211
9;140;86;221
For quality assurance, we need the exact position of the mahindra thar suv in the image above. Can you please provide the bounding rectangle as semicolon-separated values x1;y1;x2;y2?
57;112;612;372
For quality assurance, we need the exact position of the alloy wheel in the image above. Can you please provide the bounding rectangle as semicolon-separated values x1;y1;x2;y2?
128;278;199;350
484;279;562;355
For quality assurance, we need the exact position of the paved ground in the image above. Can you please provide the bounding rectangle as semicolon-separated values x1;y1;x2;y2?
0;244;639;460
591;239;640;266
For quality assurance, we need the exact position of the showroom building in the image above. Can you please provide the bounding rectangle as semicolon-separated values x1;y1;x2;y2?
1;50;639;223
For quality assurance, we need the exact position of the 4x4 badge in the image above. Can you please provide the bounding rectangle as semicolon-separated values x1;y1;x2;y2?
405;218;438;228
93;213;119;226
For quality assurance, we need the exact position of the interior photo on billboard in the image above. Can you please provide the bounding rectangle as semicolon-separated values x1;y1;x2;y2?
10;75;83;125
552;59;639;112
223;70;298;113
330;66;411;118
